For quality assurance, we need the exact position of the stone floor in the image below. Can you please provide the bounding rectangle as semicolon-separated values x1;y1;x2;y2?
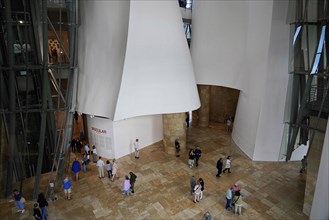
0;122;308;219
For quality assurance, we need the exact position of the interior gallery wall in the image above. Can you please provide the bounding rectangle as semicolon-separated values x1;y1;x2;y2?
191;0;290;160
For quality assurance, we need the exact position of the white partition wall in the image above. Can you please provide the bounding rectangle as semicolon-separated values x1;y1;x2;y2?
191;0;290;160
114;0;200;121
113;115;163;159
77;1;130;119
87;117;115;159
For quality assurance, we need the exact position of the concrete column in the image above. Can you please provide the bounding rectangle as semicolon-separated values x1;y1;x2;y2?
163;113;186;155
303;117;327;216
198;85;210;127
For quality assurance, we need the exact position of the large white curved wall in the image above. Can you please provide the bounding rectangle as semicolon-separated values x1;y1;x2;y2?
191;0;290;160
114;0;200;121
78;0;200;121
77;1;130;119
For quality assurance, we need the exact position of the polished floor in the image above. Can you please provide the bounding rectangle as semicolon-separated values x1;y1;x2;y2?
0;122;308;219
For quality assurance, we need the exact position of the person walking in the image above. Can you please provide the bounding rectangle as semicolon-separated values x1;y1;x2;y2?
193;183;202;203
97;156;105;178
84;143;90;155
222;156;232;173
199;178;205;200
225;187;233;211
190;176;196;195
216;158;223;177
12;189;25;213
129;172;137;193
82;153;88;172
122;175;131;196
175;139;180;157
37;193;48;220
194;146;202;167
92;145;98;163
72;158;81;181
111;159;119;181
134;139;140;158
62;176;72;200
188;149;195;168
106;160;112;178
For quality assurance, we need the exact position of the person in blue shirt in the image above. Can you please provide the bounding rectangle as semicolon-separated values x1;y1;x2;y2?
72;158;81;181
226;187;233;211
63;177;72;200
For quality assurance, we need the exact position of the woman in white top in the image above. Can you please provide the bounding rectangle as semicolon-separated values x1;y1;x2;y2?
222;156;232;173
193;184;202;203
111;159;119;181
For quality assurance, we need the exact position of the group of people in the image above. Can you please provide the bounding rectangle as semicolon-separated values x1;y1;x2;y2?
226;183;243;214
190;176;205;203
96;157;120;182
122;172;138;195
188;146;202;168
216;155;232;177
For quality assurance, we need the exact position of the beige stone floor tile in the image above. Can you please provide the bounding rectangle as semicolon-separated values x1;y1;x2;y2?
0;122;309;220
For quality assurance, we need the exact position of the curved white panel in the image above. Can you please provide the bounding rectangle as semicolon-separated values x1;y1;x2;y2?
77;1;130;119
192;0;290;160
114;0;200;121
191;0;249;90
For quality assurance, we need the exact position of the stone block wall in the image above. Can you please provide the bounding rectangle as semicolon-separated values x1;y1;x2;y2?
162;113;186;155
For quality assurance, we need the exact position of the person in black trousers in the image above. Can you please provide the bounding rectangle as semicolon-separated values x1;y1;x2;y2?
216;158;223;177
194;146;202;167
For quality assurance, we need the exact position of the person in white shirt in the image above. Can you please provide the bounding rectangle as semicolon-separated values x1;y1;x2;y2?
222;156;232;173
96;157;105;178
134;139;140;159
84;144;90;155
193;184;202;203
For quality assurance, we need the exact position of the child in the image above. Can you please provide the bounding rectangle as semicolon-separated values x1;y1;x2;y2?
33;203;42;219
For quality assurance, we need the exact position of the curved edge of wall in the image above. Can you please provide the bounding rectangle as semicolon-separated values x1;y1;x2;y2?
310;118;329;219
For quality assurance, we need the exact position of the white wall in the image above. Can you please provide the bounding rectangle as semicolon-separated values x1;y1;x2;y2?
87;116;115;159
310;118;329;219
252;0;290;160
113;115;163;159
191;0;290;160
77;1;130;119
114;0;200;121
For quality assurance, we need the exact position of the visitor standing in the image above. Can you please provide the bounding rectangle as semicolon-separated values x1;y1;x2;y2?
300;155;307;173
129;172;137;193
92;145;98;163
106;160;112;178
134;139;140;159
37;193;48;220
225;187;233;211
12;189;25;213
97;157;105;178
216;158;223;177
199;178;205;200
190;176;196;195
194;146;202;167
122;175;131;196
175;139;180;157
72;158;81;181
193;183;202;203
62;176;72;200
111;159;119;181
188;149;195;168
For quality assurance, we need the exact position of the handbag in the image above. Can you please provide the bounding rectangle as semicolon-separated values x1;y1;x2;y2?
20;197;26;203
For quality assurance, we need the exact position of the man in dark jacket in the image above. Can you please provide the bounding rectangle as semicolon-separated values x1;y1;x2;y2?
194;146;202;167
129;172;137;193
216;158;223;177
